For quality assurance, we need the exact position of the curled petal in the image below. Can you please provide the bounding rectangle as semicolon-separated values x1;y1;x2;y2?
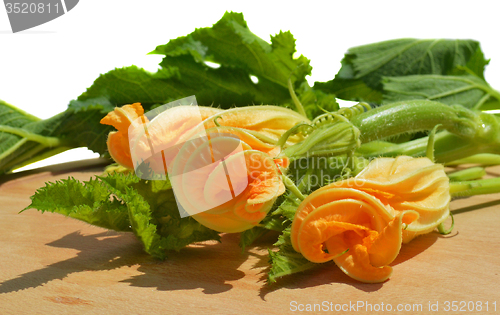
292;196;400;282
292;199;415;283
291;188;393;253
233;202;268;223
246;172;285;205
329;243;393;283
367;210;419;267
190;150;285;233
326;211;417;283
296;200;377;263
106;131;135;169
100;103;145;132
100;103;145;169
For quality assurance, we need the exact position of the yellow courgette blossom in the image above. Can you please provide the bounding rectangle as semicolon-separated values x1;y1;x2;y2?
100;103;309;233
291;156;450;283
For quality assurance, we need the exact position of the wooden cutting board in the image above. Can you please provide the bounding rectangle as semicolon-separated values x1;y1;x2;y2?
1;160;500;315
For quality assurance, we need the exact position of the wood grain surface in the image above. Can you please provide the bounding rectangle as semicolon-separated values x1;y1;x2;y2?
1;160;499;315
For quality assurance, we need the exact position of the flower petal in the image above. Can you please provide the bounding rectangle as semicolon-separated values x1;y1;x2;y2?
100;103;145;132
100;103;146;169
190;150;284;233
291;187;393;253
296;198;389;263
106;131;135;169
354;157;451;241
368;210;419;267
330;243;393;283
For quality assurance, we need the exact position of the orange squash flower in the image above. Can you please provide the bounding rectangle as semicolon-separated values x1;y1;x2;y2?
101;103;308;233
290;156;450;283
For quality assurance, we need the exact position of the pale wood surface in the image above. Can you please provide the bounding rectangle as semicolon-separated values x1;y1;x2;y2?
1;160;500;315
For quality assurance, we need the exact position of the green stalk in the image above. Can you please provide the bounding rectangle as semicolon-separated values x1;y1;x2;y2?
0;99;41;122
478;84;500;108
0;138;29;162
447;167;486;181
350;100;479;143
446;153;500;166
0;125;62;147
281;100;500;165
364;131;490;163
351;100;500;163
3;146;73;172
281;174;306;201
450;177;500;198
1;143;48;171
0;122;71;174
361;131;500;163
356;141;397;155
288;75;307;118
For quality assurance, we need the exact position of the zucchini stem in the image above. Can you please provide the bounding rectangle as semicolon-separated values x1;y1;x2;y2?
450;177;500;198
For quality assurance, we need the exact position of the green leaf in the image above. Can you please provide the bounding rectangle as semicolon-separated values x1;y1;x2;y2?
0;98;115;174
25;172;220;259
260;215;288;231
273;226;294;251
267;227;316;283
268;249;316;283
98;174;220;258
239;227;268;252
51;108;113;155
238;212;287;251
347;38;485;87
23;176;132;232
122;185;171;259
478;98;500;111
163;54;288;107
72;66;182;111
74;13;312;112
0;99;66;174
151;11;311;108
296;82;339;119
313;78;383;103
272;195;301;221
96;173;173;259
265;166;338;282
382;74;500;109
316;38;487;102
451;45;490;79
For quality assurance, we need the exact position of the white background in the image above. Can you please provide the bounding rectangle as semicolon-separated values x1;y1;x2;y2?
1;0;500;171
